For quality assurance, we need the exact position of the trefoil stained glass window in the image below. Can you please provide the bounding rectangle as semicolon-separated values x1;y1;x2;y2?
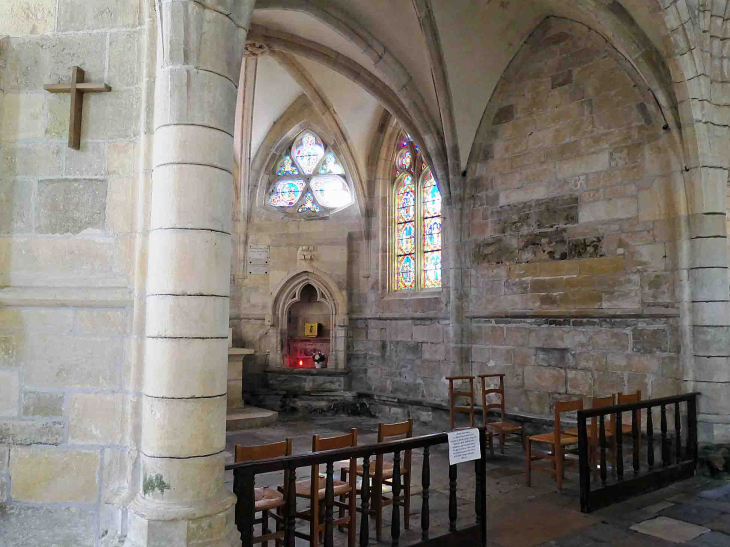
393;137;442;291
268;130;353;217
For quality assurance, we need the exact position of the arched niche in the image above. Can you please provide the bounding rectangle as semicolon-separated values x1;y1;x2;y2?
268;270;348;369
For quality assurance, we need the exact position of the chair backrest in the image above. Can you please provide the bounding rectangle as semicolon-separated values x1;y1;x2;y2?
589;395;615;438
378;418;413;443
235;439;292;463
235;439;293;500
478;373;506;425
617;390;641;404
309;429;358;508
554;399;583;444
313;429;358;452
446;375;475;430
377;419;413;479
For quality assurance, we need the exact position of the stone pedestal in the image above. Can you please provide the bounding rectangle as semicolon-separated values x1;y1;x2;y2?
227;348;253;411
265;368;350;392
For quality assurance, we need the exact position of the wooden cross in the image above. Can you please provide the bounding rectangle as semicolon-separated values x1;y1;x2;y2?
44;66;111;150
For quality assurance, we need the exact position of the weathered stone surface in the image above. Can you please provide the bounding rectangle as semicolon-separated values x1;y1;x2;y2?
1;93;45;139
0;0;57;37
0;505;97;547
64;142;107;177
632;328;668;353
108;31;141;88
567;369;593;395
22;391;64;417
69;393;123;445
2;142;63;176
0;336;16;367
11;447;100;502
57;0;140;31
535;347;576;368
0;179;33;234
81;89;140;139
21;334;122;389
525;366;565;392
0;370;19;416
0;34;107;93
0;419;64;445
413;323;443;343
36;179;107;234
492;105;515;125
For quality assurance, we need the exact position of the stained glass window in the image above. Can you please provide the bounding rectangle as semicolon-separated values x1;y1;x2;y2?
269;180;305;207
268;130;353;218
396;149;413;172
297;192;321;213
311;175;352;208
421;168;442;288
292;132;325;175
392;137;442;291
319;151;345;174
276;155;299;176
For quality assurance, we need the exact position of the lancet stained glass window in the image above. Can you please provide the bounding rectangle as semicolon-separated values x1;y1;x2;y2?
267;130;353;217
392;137;442;291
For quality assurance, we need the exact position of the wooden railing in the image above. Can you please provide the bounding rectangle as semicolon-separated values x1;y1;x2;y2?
577;393;699;513
226;428;490;547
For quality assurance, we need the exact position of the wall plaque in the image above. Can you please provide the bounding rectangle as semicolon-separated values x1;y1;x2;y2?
247;245;270;275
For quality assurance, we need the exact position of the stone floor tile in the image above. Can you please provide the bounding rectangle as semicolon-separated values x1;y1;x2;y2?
706;513;730;535
698;484;730;501
630;516;710;543
659;503;723;526
643;501;675;514
686;531;730;547
487;501;596;547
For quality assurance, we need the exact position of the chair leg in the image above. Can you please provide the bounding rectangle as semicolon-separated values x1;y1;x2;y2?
310;508;318;547
262;509;269;547
500;431;505;454
338;469;346;532
347;491;356;547
525;439;532;486
275;507;283;547
556;445;563;492
375;493;383;541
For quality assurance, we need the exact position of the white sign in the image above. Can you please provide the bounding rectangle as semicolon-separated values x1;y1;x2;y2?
247;245;270;275
447;428;481;465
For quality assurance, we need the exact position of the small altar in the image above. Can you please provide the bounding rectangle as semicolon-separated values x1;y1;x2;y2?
226;345;277;430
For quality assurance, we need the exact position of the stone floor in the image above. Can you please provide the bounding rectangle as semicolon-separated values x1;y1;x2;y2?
226;415;730;547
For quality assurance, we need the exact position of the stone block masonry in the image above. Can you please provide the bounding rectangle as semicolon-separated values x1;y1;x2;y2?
0;0;148;544
466;18;678;317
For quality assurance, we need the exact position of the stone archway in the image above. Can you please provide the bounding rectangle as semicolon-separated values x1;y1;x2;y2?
268;269;348;370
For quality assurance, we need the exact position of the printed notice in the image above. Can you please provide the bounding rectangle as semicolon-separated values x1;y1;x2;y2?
447;428;481;465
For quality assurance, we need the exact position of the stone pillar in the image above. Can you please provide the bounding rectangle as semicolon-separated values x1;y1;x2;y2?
125;1;252;546
687;168;730;444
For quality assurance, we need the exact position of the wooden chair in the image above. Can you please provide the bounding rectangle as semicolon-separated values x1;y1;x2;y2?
371;419;413;541
234;439;293;547
447;375;475;430
478;373;524;454
566;395;616;477
295;429;358;547
526;399;582;492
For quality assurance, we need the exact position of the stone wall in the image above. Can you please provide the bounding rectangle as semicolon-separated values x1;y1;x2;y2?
462;18;685;413
0;0;148;544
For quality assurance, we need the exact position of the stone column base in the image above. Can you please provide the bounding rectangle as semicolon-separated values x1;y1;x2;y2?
123;491;238;547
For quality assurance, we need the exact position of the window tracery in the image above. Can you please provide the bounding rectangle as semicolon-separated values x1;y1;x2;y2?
268;130;353;217
393;137;442;291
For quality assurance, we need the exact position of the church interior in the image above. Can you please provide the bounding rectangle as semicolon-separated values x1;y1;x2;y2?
2;0;730;546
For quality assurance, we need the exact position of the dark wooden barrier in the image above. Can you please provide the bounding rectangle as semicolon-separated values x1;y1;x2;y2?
226;428;490;547
577;393;699;513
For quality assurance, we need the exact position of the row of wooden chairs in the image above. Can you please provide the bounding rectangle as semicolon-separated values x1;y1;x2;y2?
526;390;642;491
234;419;415;547
447;373;523;453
